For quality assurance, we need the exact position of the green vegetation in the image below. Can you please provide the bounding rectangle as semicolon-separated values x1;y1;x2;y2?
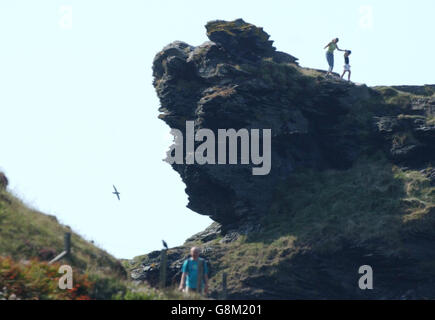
206;155;434;292
0;188;209;300
0;190;124;277
372;86;401;99
0;257;94;300
261;157;409;247
297;67;325;79
206;20;269;42
0;188;169;299
373;85;435;107
0;256;168;300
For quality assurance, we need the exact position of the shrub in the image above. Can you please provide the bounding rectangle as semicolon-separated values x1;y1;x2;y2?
0;257;93;300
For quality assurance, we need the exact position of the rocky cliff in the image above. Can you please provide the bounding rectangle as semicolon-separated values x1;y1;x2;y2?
130;19;435;299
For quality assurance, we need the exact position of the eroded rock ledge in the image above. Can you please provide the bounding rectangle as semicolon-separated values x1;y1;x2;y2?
153;19;434;229
135;19;435;299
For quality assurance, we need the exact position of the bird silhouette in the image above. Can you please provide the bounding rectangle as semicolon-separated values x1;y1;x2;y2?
112;185;120;201
162;240;168;250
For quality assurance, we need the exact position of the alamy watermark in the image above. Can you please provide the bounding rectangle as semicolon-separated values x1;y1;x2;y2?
358;265;373;290
164;121;271;176
58;265;73;290
359;5;374;30
59;5;73;30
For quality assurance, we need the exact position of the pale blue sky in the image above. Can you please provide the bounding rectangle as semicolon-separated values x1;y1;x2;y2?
0;0;433;259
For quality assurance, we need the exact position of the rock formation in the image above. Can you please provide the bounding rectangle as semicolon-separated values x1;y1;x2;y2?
153;18;434;229
0;172;8;190
134;19;435;299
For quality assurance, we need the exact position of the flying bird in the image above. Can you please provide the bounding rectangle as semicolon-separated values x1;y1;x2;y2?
112;185;120;201
162;240;168;250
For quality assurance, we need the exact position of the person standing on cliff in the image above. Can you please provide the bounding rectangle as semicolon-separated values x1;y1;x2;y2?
341;50;352;81
178;247;209;295
324;38;344;77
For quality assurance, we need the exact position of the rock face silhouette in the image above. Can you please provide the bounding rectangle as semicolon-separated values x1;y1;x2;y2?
142;19;435;299
153;19;434;229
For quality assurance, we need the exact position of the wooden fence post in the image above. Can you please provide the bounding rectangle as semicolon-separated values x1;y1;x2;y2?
159;250;168;289
221;272;227;300
48;232;72;265
197;259;204;294
64;232;71;256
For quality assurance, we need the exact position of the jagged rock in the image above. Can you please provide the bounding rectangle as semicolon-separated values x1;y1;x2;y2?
153;18;434;228
0;172;8;190
145;19;435;299
219;232;239;244
131;268;148;281
374;113;435;165
206;19;276;62
205;19;298;65
421;168;435;186
185;222;222;243
391;85;435;97
128;246;215;288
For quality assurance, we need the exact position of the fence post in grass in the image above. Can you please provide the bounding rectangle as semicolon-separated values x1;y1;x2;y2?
197;259;204;295
48;232;72;265
221;272;227;300
64;232;71;256
159;250;168;289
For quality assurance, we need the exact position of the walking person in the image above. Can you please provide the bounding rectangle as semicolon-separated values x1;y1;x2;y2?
178;247;209;295
324;38;344;77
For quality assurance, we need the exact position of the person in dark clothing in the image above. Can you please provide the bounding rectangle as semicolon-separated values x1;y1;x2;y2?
341;50;352;81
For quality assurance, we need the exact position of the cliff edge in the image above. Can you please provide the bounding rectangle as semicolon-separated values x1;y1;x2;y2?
132;19;435;299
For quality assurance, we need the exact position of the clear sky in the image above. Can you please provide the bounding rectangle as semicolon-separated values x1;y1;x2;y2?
0;0;434;259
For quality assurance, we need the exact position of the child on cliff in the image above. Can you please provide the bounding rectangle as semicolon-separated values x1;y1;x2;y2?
341;50;352;82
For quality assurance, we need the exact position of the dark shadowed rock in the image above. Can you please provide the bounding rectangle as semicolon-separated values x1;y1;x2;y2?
153;19;434;229
185;222;222;243
206;19;276;62
0;172;8;190
145;19;435;299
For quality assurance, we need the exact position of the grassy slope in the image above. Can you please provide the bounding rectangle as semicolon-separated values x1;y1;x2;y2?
0;188;203;299
202;156;435;297
129;57;435;298
125;154;434;298
0;189;131;299
0;190;124;277
186;64;435;297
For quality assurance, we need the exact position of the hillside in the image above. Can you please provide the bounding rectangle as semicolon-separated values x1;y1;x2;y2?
0;185;124;275
0;175;197;300
126;19;435;299
0;182;132;299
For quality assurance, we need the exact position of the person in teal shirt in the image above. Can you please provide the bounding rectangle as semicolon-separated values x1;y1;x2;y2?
179;247;209;294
